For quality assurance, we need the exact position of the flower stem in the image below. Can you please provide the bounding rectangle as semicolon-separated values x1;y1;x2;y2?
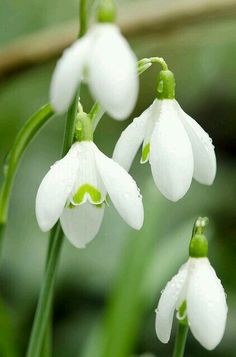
0;104;54;242
26;223;64;357
79;0;88;37
173;320;189;357
89;102;105;130
138;56;169;75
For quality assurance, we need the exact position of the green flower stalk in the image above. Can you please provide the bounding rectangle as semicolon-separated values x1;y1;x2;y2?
0;104;54;243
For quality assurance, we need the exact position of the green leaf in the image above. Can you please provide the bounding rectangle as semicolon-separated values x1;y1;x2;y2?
0;296;18;357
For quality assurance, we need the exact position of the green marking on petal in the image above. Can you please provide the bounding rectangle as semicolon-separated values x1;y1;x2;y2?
141;143;150;163
178;300;187;318
105;194;109;206
67;202;75;209
73;184;102;204
67;201;103;210
177;300;188;325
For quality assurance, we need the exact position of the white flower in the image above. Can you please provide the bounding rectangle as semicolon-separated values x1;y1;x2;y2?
155;257;227;350
50;24;138;120
113;99;216;201
36;141;144;248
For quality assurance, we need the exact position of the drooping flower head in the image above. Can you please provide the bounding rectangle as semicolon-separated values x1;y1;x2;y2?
36;108;144;248
50;1;138;120
155;217;227;350
113;68;216;201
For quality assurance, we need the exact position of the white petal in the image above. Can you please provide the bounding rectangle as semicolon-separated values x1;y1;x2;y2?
187;258;227;350
155;264;188;343
50;36;90;113
112;103;154;171
36;145;78;231
149;100;194;201
93;144;144;230
141;100;160;163
177;102;216;185
88;24;138;120
70;142;106;205
60;203;104;248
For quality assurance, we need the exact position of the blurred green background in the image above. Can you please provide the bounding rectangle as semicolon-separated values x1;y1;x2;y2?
0;0;235;356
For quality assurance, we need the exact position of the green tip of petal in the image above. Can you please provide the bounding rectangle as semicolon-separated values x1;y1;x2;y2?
189;217;209;258
67;202;75;209
94;203;103;209
73;184;102;205
141;143;150;163
178;300;187;317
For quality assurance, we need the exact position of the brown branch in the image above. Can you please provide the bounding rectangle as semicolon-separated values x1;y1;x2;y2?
0;0;236;78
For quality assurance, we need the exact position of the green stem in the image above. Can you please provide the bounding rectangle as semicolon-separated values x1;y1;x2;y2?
26;223;64;357
173;321;189;357
40;317;52;357
149;57;168;70
89;102;105;130
138;56;169;75
0;105;54;248
79;0;88;37
0;104;54;236
40;225;60;357
62;92;80;153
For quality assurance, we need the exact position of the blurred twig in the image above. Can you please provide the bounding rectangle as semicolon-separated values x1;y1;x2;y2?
0;0;236;78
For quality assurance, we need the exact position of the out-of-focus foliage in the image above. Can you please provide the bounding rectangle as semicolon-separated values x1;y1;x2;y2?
0;0;235;356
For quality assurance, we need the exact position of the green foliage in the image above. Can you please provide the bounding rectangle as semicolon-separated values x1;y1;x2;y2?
0;297;17;357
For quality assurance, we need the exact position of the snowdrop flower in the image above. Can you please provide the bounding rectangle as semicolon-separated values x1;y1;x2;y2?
155;218;227;350
36;141;144;248
50;6;138;120
113;70;216;201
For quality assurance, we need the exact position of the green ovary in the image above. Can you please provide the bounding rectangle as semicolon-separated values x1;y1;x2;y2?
72;184;102;204
141;143;150;163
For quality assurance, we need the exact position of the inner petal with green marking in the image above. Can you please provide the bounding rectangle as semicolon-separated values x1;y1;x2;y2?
72;184;103;205
141;143;150;163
